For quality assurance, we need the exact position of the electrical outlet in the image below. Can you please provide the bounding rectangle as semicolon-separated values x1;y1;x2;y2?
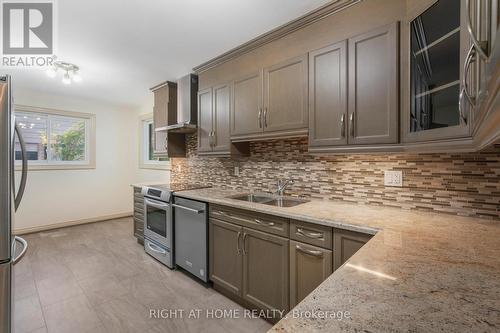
234;165;240;176
177;164;181;172
384;170;403;187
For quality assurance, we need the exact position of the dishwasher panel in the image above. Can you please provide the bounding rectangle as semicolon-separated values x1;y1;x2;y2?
173;197;208;282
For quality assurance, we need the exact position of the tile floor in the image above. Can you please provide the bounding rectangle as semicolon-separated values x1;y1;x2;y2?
13;218;272;333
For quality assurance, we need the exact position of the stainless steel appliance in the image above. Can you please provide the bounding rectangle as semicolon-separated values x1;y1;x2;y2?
173;197;208;282
142;185;173;268
141;183;207;269
166;74;198;133
1;75;29;333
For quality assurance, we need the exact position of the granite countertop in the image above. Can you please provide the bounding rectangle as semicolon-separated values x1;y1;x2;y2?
174;187;500;332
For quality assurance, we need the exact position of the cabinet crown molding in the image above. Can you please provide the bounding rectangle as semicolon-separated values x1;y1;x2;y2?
192;0;362;73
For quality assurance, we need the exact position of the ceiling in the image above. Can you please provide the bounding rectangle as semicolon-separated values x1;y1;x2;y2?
1;0;331;108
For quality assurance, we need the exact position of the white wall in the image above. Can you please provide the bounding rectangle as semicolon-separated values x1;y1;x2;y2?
13;90;169;232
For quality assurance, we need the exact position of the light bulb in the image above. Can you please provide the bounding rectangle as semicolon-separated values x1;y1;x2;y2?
46;67;57;78
62;72;71;85
72;72;82;82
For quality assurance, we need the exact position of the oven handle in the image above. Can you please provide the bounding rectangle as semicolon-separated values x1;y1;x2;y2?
172;203;204;214
144;198;169;210
147;241;167;254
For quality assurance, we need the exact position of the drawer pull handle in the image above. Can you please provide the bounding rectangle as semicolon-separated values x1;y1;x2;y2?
296;228;323;239
296;245;323;257
254;219;275;227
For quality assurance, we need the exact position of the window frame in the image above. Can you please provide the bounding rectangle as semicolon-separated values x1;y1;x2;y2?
14;105;96;171
139;113;170;170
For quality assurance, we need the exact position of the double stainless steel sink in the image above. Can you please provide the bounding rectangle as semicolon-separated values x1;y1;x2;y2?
228;193;309;207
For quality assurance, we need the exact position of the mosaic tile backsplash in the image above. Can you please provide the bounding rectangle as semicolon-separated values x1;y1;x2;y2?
171;134;500;219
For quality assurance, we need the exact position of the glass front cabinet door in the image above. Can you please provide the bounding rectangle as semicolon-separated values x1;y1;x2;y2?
403;0;495;143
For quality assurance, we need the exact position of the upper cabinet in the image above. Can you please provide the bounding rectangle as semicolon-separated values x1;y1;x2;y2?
309;41;347;148
348;23;399;145
403;0;470;143
198;84;249;156
197;88;213;154
231;72;262;137
151;81;183;157
231;56;308;142
263;55;308;134
194;0;498;154
309;23;399;152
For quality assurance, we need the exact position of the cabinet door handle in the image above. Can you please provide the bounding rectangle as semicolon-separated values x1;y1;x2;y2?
258;108;263;128
465;0;489;61
263;107;268;128
236;231;241;255
254;218;275;227
340;114;345;138
349;113;354;137
296;228;323;239
295;244;323;257
242;233;248;255
462;44;477;109
212;131;217;147
458;88;469;125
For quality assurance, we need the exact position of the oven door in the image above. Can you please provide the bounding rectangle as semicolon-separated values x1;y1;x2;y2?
143;197;171;248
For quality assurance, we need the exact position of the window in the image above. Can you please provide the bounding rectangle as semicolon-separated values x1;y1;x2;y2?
139;116;169;170
14;106;96;170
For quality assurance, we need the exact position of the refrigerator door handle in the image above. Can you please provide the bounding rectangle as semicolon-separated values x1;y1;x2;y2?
13;122;27;211
12;236;27;265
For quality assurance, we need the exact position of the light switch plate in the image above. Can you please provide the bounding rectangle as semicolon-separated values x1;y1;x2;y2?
384;170;403;187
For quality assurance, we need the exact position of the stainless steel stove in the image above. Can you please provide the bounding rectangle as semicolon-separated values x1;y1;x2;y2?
141;183;207;268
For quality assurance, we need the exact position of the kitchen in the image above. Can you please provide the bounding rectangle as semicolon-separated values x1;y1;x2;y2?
1;0;500;332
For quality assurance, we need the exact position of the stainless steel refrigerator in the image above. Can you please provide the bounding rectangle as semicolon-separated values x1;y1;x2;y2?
1;75;29;333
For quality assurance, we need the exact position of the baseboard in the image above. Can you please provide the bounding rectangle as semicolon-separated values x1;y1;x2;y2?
13;212;133;235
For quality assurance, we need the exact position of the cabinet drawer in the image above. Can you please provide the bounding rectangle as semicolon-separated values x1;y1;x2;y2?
210;205;288;237
290;220;332;250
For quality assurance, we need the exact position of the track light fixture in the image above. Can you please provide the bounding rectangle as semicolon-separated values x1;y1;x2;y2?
46;60;82;85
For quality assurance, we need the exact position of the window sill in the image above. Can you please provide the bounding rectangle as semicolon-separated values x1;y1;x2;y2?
139;163;171;171
15;163;96;171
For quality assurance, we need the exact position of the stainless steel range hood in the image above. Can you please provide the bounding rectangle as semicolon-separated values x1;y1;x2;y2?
166;74;198;133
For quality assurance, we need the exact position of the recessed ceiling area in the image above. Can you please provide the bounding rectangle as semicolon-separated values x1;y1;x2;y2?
1;0;331;108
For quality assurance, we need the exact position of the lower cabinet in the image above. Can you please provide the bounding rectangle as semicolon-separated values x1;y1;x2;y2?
209;218;289;319
133;187;144;244
209;218;242;296
242;227;289;313
333;228;372;271
208;204;373;321
289;240;332;308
